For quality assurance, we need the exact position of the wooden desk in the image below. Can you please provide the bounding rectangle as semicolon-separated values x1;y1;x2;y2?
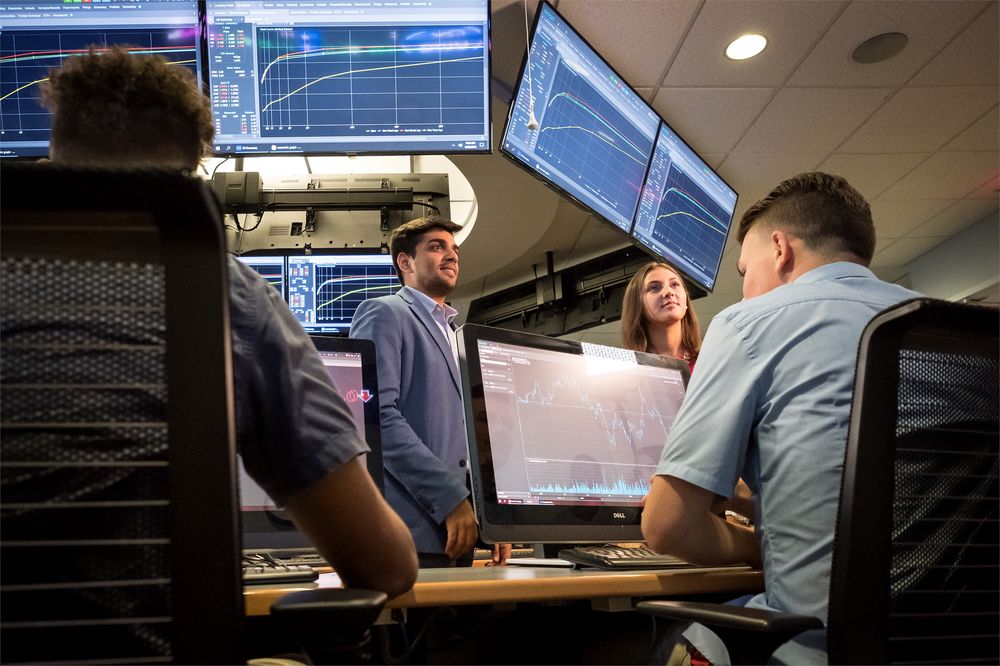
244;564;763;616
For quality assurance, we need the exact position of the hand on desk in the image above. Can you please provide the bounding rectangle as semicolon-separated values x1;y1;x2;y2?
489;543;513;566
444;499;478;559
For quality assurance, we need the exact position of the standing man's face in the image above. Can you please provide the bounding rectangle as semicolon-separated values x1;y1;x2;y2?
398;229;459;301
737;224;784;300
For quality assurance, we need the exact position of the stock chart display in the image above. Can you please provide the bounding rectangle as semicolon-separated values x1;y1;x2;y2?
501;2;659;232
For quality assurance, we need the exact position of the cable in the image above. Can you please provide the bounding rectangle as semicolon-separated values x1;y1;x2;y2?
210;156;231;179
524;0;539;131
304;156;313;174
412;201;441;214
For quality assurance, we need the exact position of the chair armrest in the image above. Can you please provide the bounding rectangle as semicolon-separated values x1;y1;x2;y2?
637;600;823;634
637;600;824;666
270;589;388;664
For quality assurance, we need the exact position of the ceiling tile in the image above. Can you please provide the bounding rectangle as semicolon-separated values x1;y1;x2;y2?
872;236;946;267
558;0;700;88
701;154;726;170
817;153;931;200
490;0;542;91
664;0;846;87
910;2;1000;86
968;175;1000;199
718;152;827;204
735;87;893;153
634;87;656;102
911;198;1000;237
943;106;999;152
869;199;955;238
787;1;989;87
651;87;773;153
840;86;999;153
877;151;1000;200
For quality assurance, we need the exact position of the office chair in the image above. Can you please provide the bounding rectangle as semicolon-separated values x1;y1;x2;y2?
638;298;999;665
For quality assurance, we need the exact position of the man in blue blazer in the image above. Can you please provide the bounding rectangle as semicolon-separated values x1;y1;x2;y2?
350;218;478;567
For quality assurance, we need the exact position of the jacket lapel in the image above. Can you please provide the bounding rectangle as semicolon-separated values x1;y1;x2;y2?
397;288;461;394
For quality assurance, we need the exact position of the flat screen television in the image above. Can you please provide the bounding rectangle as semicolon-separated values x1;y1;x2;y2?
500;1;660;233
204;0;492;156
240;335;383;549
458;323;689;544
288;253;400;334
0;0;202;158
631;121;738;293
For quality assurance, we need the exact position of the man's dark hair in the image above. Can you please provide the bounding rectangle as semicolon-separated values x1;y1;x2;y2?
40;45;214;168
737;172;876;265
389;217;463;282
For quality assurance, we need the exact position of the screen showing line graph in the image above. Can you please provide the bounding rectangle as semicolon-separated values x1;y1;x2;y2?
500;2;659;232
236;255;287;297
632;122;738;292
287;254;400;334
0;0;201;158
205;0;491;156
476;338;686;508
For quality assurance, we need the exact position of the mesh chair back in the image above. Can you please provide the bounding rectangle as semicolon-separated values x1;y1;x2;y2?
1;164;243;664
829;298;999;665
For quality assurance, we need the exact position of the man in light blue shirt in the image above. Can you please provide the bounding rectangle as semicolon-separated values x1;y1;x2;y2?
642;172;920;664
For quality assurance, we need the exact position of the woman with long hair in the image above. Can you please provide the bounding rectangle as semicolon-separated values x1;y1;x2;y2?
621;261;700;371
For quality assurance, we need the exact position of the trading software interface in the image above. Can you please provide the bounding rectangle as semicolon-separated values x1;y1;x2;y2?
0;0;201;157
239;349;370;511
287;254;400;334
477;340;686;507
632;122;738;291
205;0;491;155
501;3;659;232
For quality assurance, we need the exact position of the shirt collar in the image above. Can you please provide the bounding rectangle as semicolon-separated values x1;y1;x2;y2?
403;285;458;323
793;261;877;285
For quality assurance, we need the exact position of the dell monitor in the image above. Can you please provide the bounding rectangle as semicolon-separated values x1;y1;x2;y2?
204;0;492;156
631;121;738;293
500;1;660;233
0;0;202;158
458;324;689;544
240;335;383;549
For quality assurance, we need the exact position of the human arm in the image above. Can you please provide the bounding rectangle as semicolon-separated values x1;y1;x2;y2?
642;475;761;568
284;455;417;597
443;498;478;559
712;479;755;521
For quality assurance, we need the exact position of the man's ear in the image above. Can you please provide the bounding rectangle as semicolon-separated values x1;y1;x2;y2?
771;230;795;279
395;252;412;277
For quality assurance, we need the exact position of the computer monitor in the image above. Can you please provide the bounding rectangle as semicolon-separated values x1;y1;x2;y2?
458;323;689;544
288;253;400;334
0;0;202;158
240;335;383;549
204;0;492;156
631;121;738;293
235;254;287;296
500;1;660;233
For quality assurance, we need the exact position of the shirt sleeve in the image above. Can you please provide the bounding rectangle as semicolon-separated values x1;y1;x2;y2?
228;258;368;506
656;313;760;498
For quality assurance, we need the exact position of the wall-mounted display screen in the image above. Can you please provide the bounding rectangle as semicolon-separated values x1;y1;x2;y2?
0;0;202;158
288;254;400;334
205;0;491;156
500;1;659;232
631;121;738;292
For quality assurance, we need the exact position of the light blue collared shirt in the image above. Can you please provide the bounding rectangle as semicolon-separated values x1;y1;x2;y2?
405;285;459;369
656;262;919;664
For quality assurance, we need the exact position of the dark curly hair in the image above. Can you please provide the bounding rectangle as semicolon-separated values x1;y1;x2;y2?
738;172;876;265
40;45;214;168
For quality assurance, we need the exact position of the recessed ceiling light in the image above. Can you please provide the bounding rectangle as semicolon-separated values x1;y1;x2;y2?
852;32;908;64
726;34;767;61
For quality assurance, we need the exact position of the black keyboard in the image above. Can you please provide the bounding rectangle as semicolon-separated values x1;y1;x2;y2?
558;544;692;570
242;552;319;585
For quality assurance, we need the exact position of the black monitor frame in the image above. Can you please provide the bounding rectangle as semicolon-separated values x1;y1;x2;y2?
202;0;493;157
239;335;383;549
499;0;660;236
458;323;690;545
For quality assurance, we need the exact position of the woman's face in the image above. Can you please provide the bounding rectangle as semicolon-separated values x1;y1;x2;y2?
641;267;688;328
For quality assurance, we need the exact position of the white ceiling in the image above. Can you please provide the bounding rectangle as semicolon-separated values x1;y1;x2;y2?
449;0;999;334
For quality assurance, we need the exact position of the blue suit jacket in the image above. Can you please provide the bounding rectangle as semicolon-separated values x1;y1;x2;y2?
349;286;470;554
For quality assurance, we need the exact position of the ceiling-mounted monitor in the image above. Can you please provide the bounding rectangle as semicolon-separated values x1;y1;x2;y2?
631;121;738;293
500;1;659;233
204;0;492;156
0;0;202;158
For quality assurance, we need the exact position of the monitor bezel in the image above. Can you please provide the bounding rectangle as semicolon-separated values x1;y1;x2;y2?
458;323;690;544
239;335;384;550
498;0;658;239
202;0;494;158
629;120;739;294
